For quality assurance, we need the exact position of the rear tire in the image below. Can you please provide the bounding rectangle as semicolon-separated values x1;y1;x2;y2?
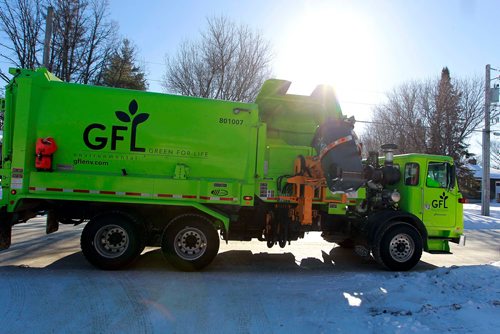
161;214;220;271
81;212;144;270
373;222;423;271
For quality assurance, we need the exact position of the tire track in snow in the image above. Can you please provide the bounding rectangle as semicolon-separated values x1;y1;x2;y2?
81;274;109;333
0;269;27;326
76;272;152;334
117;273;153;334
218;274;272;333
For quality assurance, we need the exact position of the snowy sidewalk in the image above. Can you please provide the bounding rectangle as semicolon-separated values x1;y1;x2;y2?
464;202;500;230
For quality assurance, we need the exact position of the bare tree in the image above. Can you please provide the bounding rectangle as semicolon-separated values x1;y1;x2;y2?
456;76;485;141
76;0;117;84
491;141;500;169
0;0;44;81
48;0;117;83
361;68;484;197
362;69;485;161
0;0;117;84
49;0;86;81
163;16;273;102
362;81;428;154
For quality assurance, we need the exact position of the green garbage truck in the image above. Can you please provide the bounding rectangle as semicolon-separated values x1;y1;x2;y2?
0;68;465;271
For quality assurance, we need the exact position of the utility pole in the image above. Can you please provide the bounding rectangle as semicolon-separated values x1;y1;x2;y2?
482;64;491;216
42;6;54;69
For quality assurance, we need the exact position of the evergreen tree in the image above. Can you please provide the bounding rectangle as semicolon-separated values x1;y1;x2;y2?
431;67;462;158
432;68;478;197
0;0;117;84
100;39;147;90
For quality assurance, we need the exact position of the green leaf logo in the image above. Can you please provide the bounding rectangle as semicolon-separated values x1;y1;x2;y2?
115;100;148;124
129;99;138;115
115;111;130;122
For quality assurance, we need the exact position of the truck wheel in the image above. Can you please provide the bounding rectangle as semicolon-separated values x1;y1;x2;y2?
81;212;144;270
373;222;423;271
161;214;220;271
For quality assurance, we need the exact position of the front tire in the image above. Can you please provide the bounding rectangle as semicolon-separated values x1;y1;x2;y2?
161;214;220;271
373;222;423;271
81;212;144;270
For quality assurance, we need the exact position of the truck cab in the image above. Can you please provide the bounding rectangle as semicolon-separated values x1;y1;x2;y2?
394;154;464;252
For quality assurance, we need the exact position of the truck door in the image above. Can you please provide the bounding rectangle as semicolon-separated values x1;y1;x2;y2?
401;162;423;217
422;161;457;228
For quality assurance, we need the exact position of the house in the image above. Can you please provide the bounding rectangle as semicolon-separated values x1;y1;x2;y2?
467;163;500;200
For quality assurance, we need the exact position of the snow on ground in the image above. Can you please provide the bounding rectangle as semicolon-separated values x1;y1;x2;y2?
349;262;500;333
464;202;500;230
0;261;498;333
0;206;498;333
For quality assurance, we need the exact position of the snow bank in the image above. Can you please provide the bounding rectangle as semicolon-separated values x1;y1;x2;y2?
464;203;500;230
350;262;500;333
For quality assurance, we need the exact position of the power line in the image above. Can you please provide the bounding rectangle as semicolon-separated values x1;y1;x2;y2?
354;119;488;135
342;101;378;106
142;60;165;66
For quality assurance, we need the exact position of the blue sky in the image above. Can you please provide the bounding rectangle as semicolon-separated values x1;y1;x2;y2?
109;0;499;127
107;0;500;155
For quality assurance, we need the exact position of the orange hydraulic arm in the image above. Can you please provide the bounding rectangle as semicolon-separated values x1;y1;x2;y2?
279;156;347;225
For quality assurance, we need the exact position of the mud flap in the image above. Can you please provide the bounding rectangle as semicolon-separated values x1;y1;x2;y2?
46;211;59;234
0;222;12;250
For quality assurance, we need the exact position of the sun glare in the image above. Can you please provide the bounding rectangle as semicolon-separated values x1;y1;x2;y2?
277;5;380;99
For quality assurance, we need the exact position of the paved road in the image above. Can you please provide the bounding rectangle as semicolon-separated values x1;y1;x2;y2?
1;217;499;271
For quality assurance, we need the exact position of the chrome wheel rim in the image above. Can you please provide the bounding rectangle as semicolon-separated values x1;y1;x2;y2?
94;224;129;259
173;227;207;260
389;233;415;263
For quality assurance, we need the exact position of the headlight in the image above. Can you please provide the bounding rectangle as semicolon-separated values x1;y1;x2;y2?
391;191;401;203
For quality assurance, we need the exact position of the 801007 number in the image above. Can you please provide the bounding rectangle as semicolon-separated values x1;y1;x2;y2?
219;118;243;125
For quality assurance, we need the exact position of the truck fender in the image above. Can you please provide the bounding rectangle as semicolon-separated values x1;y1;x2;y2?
190;203;230;232
165;213;215;232
366;210;428;251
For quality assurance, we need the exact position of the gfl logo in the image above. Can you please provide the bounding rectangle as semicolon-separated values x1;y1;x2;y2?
431;192;449;209
83;100;149;152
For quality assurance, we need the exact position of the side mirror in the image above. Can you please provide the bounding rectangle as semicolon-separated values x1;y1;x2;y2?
448;163;456;190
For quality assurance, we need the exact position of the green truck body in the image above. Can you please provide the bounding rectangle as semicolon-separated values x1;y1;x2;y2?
0;68;464;271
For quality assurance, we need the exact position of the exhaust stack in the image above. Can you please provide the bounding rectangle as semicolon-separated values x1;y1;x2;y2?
381;143;398;167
